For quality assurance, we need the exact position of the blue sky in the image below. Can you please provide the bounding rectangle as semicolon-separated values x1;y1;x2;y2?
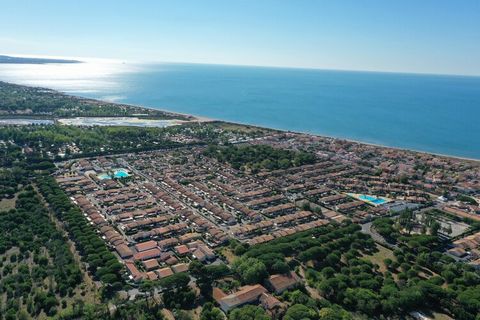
1;0;480;75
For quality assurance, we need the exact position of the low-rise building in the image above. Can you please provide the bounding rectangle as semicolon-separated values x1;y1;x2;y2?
213;284;268;312
267;272;302;294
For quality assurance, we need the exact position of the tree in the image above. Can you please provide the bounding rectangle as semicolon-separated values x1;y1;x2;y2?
284;304;318;320
343;288;380;315
325;253;340;267
175;310;194;320
372;218;397;241
234;244;247;256
190;261;230;297
430;221;441;236
158;272;190;290
299;246;327;262
322;267;335;278
398;209;415;234
17;310;31;320
232;257;268;285
383;258;393;269
228;305;269;320
283;290;317;309
457;286;480;317
189;260;207;278
318;307;352;320
207;264;231;279
204;145;315;172
271;260;290;274
201;302;225;320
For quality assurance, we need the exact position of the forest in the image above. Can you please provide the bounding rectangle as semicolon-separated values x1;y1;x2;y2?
204;144;316;172
0;187;83;319
0;125;192;161
0;81;188;119
228;221;480;320
36;176;124;297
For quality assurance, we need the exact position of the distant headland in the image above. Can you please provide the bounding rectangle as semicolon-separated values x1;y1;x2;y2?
0;54;81;64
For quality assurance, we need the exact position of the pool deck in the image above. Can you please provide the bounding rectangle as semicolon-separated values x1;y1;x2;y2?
97;168;130;180
347;193;391;207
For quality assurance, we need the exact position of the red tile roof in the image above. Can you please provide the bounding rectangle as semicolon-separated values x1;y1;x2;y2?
267;272;301;293
135;240;158;252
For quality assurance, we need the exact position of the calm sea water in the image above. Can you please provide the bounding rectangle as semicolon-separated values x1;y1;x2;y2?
1;62;479;159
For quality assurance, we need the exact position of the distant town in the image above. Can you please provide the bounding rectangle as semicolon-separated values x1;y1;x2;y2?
1;81;479;320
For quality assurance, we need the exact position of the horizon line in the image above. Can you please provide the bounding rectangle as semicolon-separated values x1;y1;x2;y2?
3;52;480;78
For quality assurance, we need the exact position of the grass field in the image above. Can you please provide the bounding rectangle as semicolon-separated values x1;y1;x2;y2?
0;195;16;211
215;121;273;134
219;247;238;264
362;243;395;273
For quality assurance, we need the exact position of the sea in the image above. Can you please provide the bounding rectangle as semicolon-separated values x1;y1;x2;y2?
0;60;479;159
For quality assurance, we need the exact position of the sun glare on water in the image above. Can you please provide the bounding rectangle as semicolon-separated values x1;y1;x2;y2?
0;55;140;94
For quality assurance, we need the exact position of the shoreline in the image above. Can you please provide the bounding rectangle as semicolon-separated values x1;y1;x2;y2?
85;101;480;163
220;118;480;163
2;80;479;163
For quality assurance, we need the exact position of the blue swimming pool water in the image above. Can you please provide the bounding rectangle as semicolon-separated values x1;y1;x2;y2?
97;169;129;180
359;194;386;205
371;199;386;205
113;170;129;178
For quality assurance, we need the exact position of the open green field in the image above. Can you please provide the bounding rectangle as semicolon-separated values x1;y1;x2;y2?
362;243;395;273
0;195;16;211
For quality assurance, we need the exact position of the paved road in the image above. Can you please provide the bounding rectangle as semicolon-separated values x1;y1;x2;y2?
361;221;398;249
361;204;440;249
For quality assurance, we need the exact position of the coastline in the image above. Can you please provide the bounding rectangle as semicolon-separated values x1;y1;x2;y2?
126;102;213;123
221;118;480;163
69;100;480;163
2;80;479;163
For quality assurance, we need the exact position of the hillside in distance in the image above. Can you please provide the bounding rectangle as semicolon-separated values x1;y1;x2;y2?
0;54;80;64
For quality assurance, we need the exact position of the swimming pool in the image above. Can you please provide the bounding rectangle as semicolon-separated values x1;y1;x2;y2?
358;194;387;205
113;169;129;178
97;168;130;180
97;173;111;180
347;193;390;206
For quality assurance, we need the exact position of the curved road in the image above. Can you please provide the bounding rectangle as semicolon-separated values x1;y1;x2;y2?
361;221;398;249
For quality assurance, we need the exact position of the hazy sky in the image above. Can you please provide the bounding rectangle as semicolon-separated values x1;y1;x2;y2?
1;0;480;75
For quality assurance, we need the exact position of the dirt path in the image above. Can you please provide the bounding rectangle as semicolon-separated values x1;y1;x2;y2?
298;267;323;300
